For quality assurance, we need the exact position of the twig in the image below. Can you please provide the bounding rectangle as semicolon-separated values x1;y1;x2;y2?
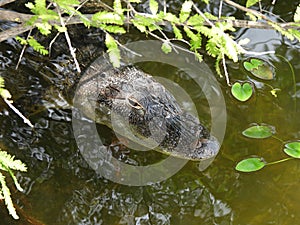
55;3;81;73
222;55;230;86
0;24;32;42
3;99;34;128
15;29;32;69
147;31;197;56
223;0;269;21
218;0;223;19
49;0;89;56
0;0;17;7
163;0;166;14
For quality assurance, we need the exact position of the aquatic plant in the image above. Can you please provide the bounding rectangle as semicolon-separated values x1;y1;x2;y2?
236;125;300;173
1;0;298;77
0;149;27;219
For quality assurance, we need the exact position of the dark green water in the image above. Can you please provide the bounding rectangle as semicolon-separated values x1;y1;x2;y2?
1;1;300;224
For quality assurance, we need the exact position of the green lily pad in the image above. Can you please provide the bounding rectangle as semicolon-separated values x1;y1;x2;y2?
244;59;263;70
243;58;274;80
236;157;266;172
242;125;274;139
283;141;300;158
231;82;253;102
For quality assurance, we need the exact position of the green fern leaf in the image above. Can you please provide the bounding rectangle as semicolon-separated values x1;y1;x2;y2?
172;25;183;39
194;51;203;62
288;28;300;41
113;0;123;15
0;77;12;100
270;22;295;41
0;149;27;220
159;12;179;23
99;25;126;34
161;42;172;54
179;1;193;23
201;0;210;4
35;22;52;35
0;151;27;172
92;11;124;25
187;14;204;27
150;0;159;15
204;12;218;20
246;0;260;8
105;34;121;68
0;173;19;219
184;26;202;50
15;36;27;45
206;39;220;57
27;37;49;55
294;4;300;22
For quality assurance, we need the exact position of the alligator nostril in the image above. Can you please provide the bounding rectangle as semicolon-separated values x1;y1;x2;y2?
190;138;202;149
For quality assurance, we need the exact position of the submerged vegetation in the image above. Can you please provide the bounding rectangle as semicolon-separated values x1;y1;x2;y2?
0;0;299;220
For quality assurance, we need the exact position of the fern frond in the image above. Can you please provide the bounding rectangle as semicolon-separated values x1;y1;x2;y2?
179;1;193;23
105;33;121;68
0;77;12;100
0;149;27;219
0;151;27;172
0;172;19;219
27;37;49;55
92;11;124;25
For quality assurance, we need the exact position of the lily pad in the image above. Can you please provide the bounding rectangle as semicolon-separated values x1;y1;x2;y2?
236;157;266;172
284;141;300;158
243;58;274;80
231;82;253;102
242;125;274;139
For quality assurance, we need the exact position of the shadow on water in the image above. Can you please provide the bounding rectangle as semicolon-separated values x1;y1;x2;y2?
1;1;300;225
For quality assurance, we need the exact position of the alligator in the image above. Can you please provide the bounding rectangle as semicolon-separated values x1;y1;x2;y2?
73;57;220;161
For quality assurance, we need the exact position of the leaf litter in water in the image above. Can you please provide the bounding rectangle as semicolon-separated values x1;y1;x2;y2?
243;58;274;80
284;141;300;158
236;157;266;172
242;125;274;139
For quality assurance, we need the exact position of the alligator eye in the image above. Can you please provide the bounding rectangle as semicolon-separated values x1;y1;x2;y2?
127;96;144;110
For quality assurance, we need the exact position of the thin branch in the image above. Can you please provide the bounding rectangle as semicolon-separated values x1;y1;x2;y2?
55;4;81;73
147;31;197;57
218;0;223;19
3;99;34;128
222;55;230;86
49;0;89;56
0;0;17;7
223;0;269;21
0;24;32;42
16;30;32;69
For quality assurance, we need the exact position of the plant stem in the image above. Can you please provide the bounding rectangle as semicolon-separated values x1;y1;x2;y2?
266;157;293;165
271;135;284;143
